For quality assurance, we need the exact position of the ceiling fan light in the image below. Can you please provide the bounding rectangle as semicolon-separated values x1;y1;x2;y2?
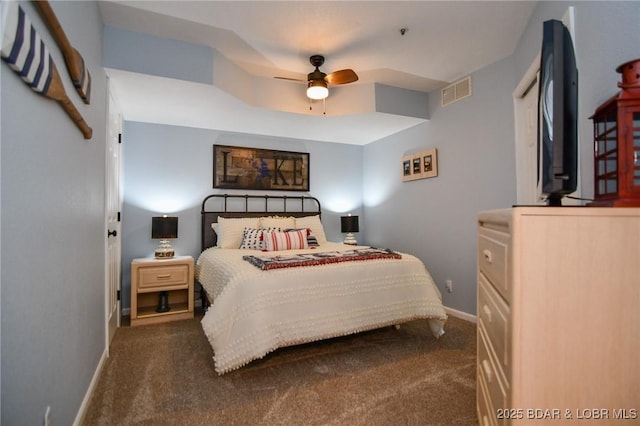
307;80;328;100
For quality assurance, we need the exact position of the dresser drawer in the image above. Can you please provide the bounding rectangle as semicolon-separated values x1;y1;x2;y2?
137;264;190;290
478;323;508;416
478;274;511;381
478;227;510;302
478;367;501;426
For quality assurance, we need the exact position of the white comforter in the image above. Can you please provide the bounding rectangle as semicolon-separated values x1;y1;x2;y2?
196;242;447;374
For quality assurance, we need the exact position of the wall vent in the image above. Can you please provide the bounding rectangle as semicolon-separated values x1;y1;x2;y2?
441;76;472;106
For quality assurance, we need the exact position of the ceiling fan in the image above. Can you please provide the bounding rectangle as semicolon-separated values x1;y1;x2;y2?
276;55;359;100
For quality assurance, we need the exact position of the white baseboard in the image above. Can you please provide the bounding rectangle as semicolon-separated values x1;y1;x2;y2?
444;306;477;323
73;346;108;426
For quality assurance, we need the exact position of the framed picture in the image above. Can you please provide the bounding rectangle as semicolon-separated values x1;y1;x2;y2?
403;160;411;177
413;157;421;174
401;147;438;182
213;144;309;191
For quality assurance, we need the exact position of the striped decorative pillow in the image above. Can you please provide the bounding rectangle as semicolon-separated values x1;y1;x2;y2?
284;228;319;247
263;229;309;252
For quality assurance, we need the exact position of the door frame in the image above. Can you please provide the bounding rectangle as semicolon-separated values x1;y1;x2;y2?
104;80;123;351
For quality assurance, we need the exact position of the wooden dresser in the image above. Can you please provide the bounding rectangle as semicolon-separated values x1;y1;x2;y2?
477;207;640;425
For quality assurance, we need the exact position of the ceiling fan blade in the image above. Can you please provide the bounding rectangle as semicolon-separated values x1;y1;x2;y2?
326;69;358;85
274;76;306;83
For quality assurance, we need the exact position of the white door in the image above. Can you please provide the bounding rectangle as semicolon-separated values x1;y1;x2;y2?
514;54;543;205
106;86;122;347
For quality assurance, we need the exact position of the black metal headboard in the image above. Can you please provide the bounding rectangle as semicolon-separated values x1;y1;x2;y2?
201;194;322;251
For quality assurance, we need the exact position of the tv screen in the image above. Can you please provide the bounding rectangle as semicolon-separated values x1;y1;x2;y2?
537;19;578;206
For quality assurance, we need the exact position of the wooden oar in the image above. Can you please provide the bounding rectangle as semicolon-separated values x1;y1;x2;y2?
1;3;92;139
33;0;91;104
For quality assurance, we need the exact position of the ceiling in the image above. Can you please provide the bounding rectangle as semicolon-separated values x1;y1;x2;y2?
99;1;537;145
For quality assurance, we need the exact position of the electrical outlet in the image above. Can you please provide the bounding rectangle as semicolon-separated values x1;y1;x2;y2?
445;279;453;293
44;406;51;426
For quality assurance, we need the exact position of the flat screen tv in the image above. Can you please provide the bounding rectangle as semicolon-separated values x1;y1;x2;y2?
537;19;578;206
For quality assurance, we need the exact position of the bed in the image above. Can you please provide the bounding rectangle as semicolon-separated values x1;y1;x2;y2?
196;194;447;374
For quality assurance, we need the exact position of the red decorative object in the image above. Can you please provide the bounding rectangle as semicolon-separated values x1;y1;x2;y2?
589;59;640;207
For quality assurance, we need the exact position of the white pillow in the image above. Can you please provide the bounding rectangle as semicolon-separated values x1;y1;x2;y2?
295;215;327;244
263;229;309;251
215;217;260;248
260;216;296;229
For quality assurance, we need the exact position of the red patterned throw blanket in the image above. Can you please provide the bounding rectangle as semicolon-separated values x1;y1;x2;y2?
243;247;402;271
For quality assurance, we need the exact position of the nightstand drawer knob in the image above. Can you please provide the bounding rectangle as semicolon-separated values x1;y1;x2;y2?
483;249;493;263
156;274;171;279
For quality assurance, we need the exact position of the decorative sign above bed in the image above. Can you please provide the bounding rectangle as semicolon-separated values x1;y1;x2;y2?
402;147;438;182
213;145;310;191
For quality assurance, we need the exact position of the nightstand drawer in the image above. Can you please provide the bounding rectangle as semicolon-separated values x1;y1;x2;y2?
478;228;510;302
478;274;511;379
137;264;189;290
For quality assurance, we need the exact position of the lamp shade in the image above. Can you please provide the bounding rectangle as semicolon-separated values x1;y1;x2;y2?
152;216;178;239
341;215;359;233
307;80;329;100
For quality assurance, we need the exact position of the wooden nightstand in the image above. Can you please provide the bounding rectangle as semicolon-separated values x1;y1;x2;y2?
130;255;194;327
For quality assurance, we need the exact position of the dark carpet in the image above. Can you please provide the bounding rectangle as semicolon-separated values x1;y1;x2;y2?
83;311;477;425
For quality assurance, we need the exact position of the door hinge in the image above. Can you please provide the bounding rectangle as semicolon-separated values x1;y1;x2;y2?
118;133;122;144
117;290;121;301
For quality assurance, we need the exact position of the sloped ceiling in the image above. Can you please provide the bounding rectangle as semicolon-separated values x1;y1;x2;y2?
100;1;537;145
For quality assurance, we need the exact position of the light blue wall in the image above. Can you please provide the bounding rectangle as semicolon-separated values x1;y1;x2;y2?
363;0;640;316
103;25;213;84
363;57;516;315
121;122;363;310
375;83;429;119
1;1;107;424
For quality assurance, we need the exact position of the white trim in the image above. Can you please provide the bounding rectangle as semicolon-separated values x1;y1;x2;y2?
72;347;108;426
444;306;477;323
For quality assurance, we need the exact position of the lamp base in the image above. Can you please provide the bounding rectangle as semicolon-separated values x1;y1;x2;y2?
343;233;358;246
155;239;175;259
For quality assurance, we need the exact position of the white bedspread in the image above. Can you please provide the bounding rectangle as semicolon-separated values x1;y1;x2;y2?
196;242;447;374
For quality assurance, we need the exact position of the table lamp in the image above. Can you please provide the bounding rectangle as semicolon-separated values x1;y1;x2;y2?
341;215;359;245
152;215;178;259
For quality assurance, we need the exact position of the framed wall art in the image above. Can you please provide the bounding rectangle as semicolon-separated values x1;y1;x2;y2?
213;145;310;191
402;148;438;182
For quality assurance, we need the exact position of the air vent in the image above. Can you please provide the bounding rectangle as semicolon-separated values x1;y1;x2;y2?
441;76;472;106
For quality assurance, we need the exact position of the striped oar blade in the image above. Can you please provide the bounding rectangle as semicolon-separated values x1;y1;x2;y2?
33;1;91;104
1;2;93;139
73;46;91;103
1;2;52;94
